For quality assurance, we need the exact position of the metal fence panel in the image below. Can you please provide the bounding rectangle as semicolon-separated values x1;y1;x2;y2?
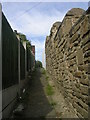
2;13;18;89
20;42;25;80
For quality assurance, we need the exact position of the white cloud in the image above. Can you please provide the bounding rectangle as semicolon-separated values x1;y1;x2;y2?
8;9;65;36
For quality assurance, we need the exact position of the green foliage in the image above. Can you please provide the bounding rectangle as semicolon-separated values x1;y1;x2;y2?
20;34;26;41
26;41;32;50
17;33;31;50
18;33;27;42
46;84;54;96
35;60;42;68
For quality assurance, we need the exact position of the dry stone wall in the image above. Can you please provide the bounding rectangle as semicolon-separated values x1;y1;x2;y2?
45;8;90;118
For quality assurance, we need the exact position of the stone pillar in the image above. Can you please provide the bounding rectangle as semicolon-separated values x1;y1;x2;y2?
23;41;27;78
0;3;2;120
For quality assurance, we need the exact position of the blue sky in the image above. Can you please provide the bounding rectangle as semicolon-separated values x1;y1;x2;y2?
2;2;88;62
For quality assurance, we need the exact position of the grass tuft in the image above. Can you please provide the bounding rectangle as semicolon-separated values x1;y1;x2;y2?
41;68;46;74
46;75;49;80
46;84;54;96
50;101;57;106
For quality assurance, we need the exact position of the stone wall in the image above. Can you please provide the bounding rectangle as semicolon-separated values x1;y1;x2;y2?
45;8;90;118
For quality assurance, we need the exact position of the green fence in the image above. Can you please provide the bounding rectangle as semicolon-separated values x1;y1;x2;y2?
27;48;31;72
2;12;35;89
2;13;18;89
31;52;35;70
20;42;25;80
27;47;35;72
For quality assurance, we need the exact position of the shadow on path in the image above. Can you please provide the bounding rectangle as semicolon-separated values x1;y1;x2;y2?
23;68;55;118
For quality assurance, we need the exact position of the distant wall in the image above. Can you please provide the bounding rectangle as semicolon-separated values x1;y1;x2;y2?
45;8;90;118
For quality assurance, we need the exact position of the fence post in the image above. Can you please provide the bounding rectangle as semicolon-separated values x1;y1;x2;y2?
23;41;27;79
16;34;21;95
0;3;2;120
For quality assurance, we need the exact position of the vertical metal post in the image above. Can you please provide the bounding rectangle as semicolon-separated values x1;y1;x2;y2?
23;41;27;79
17;35;20;95
0;3;2;120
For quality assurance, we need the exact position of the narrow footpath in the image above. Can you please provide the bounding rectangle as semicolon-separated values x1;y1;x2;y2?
13;68;78;118
23;68;56;118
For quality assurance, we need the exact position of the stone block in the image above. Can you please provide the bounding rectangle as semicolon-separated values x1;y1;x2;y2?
76;48;84;65
72;24;80;35
74;71;82;78
81;33;90;46
64;18;72;34
67;92;74;99
74;41;79;47
77;112;83;118
69;52;76;59
80;84;88;95
80;16;89;37
75;82;80;88
69;59;76;66
73;102;80;111
70;33;79;43
82;72;87;79
74;91;82;99
83;42;90;53
84;50;90;58
73;102;88;118
67;96;74;104
84;64;90;74
80;78;89;86
75;97;88;111
68;72;74;80
78;65;84;71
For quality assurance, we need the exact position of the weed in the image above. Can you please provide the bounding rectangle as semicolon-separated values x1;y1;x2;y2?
50;101;57;106
46;76;49;80
46;84;54;96
41;68;46;74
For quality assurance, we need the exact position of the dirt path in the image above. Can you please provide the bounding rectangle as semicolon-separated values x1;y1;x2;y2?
23;68;56;118
13;68;78;118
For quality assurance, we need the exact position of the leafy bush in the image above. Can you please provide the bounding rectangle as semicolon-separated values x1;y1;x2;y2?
35;60;42;68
